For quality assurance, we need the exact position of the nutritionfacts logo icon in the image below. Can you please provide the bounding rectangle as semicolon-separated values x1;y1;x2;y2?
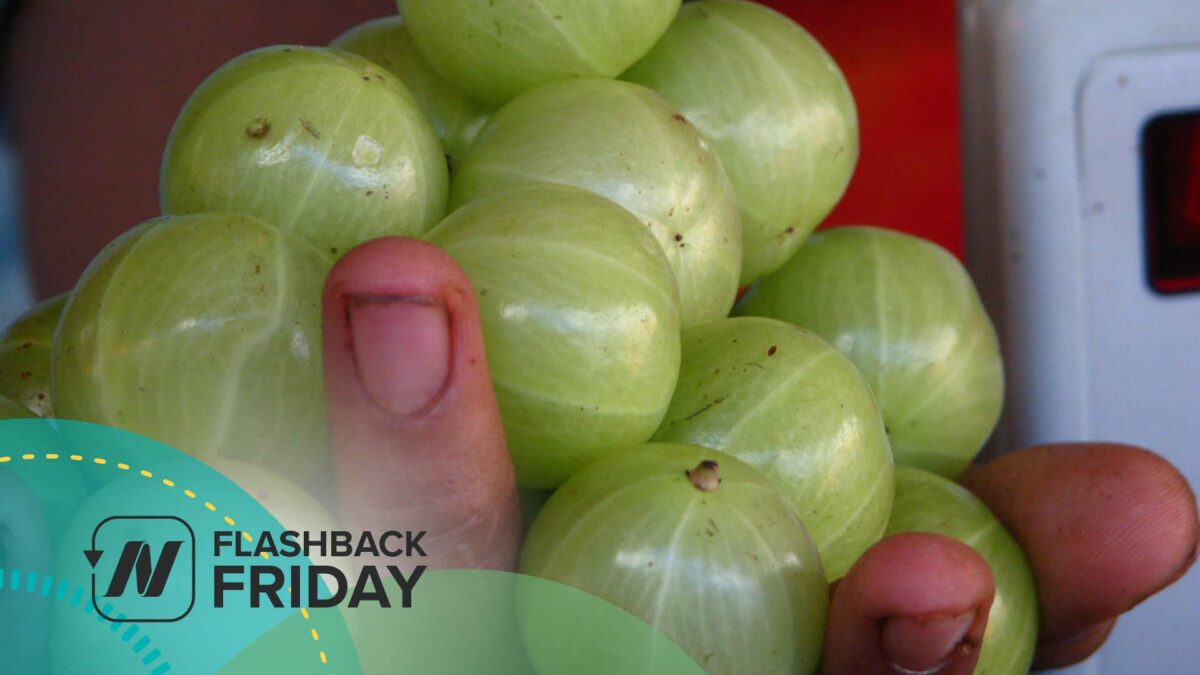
86;516;196;623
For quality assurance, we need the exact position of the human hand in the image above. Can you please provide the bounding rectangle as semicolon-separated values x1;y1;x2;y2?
322;238;1200;672
824;443;1198;673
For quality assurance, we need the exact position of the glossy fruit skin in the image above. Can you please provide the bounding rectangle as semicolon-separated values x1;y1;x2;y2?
520;443;828;675
426;184;681;488
53;214;332;485
399;0;682;107
886;466;1038;674
654;317;893;580
0;393;34;419
0;294;67;417
330;16;491;166
624;0;858;284
452;78;741;328
161;45;448;258
737;226;1004;479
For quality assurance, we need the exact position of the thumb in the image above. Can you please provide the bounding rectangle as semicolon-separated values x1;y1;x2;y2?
321;237;521;570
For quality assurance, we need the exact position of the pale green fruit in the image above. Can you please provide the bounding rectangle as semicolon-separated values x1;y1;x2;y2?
54;214;332;485
737;227;1004;479
654;317;893;580
331;16;492;165
452;78;741;328
426;184;681;488
208;458;347;575
0;392;34;419
400;0;682;106
624;0;858;284
161;45;448;258
886;466;1038;674
520;443;828;675
0;294;67;417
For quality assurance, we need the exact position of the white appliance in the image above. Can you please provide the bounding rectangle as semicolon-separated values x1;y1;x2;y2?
959;0;1200;672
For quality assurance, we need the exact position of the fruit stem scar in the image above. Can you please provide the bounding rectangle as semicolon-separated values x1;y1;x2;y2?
687;460;721;492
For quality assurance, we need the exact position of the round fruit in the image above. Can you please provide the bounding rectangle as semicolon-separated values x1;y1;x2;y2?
520;443;827;675
208;458;346;573
886;466;1038;674
331;16;491;166
624;0;858;284
161;45;448;258
426;184;681;488
452;78;741;328
737;226;1004;478
399;0;681;107
653;317;893;580
54;214;332;485
0;294;66;416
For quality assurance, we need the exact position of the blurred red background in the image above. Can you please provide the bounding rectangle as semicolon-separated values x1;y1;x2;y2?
6;0;963;296
761;0;963;256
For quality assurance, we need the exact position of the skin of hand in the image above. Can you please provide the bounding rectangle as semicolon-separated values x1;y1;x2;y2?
322;237;522;571
326;238;1200;674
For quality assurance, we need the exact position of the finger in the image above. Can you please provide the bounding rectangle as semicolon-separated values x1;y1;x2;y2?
322;237;521;571
822;532;995;675
962;443;1200;668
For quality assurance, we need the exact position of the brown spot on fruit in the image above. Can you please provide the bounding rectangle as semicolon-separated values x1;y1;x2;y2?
687;460;721;492
299;117;320;139
245;117;270;139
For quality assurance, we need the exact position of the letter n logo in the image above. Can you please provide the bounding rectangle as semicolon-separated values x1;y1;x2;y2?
105;541;184;598
90;516;195;623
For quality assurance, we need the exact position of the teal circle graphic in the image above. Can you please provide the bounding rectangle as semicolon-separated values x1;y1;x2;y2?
0;419;706;674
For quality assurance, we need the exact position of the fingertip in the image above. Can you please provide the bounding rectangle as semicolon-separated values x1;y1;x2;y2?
322;237;492;422
324;236;472;304
823;533;994;675
964;442;1199;649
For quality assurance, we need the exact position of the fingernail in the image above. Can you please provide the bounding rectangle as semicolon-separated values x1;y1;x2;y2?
883;610;976;674
347;295;450;416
